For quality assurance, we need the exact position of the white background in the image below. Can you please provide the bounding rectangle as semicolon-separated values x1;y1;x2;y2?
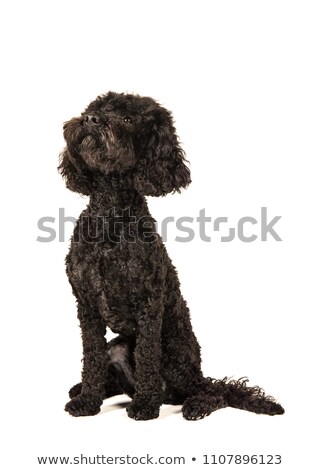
1;1;320;468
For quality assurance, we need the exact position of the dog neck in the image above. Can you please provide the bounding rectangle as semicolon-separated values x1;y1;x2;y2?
82;173;155;244
89;172;146;216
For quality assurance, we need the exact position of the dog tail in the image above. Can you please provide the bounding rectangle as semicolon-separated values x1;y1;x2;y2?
206;376;284;416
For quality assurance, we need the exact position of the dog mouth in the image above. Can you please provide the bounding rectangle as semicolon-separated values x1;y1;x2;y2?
81;134;99;147
64;117;135;173
74;129;121;172
79;125;117;149
80;133;116;159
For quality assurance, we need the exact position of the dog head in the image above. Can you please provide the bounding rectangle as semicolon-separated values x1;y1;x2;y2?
59;92;191;196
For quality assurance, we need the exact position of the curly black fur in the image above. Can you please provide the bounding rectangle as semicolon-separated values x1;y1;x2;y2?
59;91;284;420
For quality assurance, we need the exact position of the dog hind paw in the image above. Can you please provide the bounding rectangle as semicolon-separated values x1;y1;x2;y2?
65;395;101;417
68;383;82;399
182;395;227;421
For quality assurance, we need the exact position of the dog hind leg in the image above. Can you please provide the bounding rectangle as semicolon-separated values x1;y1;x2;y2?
107;336;136;398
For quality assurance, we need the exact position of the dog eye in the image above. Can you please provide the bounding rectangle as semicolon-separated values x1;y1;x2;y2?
123;116;132;124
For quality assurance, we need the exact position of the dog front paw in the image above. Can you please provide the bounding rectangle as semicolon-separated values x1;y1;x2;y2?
65;394;102;417
126;400;160;421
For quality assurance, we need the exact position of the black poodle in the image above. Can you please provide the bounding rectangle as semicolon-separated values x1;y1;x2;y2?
59;91;284;420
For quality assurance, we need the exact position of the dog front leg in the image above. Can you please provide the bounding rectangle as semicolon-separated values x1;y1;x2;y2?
65;305;107;417
126;308;163;421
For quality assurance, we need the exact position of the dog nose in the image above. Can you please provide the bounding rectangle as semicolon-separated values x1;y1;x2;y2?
83;114;100;126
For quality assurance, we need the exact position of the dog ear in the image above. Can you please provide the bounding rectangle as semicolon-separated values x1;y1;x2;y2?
133;109;191;196
58;149;94;196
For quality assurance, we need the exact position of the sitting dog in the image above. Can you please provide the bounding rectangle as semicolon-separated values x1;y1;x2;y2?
59;91;284;420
